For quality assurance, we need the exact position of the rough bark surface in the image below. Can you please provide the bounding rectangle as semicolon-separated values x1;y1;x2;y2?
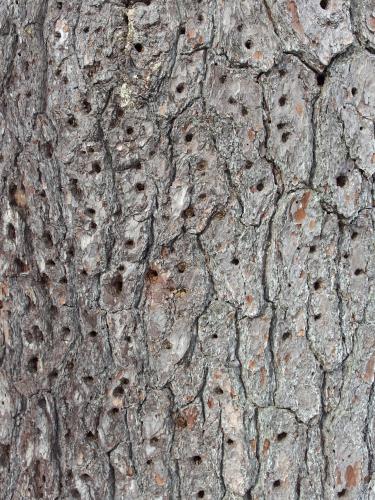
0;0;374;499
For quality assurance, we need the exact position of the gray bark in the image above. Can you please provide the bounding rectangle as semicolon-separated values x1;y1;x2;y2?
0;0;374;499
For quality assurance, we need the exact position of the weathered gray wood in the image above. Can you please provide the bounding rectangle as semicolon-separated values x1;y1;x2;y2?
0;0;374;499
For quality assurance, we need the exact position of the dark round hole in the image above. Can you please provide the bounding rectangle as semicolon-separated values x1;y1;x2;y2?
192;455;202;464
125;239;134;248
126;126;134;135
91;161;101;173
136;183;145;192
245;39;252;49
88;330;97;338
336;175;347;187
237;24;243;32
214;387;223;395
277;432;287;441
273;480;281;488
185;132;193;142
113;386;124;397
320;0;328;9
231;258;239;265
211;333;218;339
309;245;316;253
351;87;357;96
314;313;321;321
176;83;185;93
227;438;234;445
281;132;290;143
354;268;364;276
282;331;291;341
180;26;186;35
256;181;264;192
134;43;143;52
279;95;287;106
197;491;205;498
219;75;227;84
313;280;321;290
317;73;325;86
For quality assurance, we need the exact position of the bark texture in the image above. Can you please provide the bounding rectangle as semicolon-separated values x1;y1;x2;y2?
0;0;374;499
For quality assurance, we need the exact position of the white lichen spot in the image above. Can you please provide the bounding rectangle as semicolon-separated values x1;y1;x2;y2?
120;83;132;108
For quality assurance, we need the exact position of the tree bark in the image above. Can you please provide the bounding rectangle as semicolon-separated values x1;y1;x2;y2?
0;0;374;499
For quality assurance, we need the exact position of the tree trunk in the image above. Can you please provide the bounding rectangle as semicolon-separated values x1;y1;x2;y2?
0;0;374;498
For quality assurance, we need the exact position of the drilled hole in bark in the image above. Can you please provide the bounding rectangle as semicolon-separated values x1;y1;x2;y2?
183;207;195;218
176;83;185;93
55;31;61;38
320;0;328;9
219;75;227;84
125;239;135;248
59;276;67;284
146;459;153;465
67;115;78;127
337;489;347;497
256;181;264;191
136;183;145;192
228;96;236;104
83;376;94;384
7;223;16;240
121;377;130;385
197;160;207;170
146;268;158;281
180;26;186;35
277;122;286;130
150;436;159;444
49;369;58;379
313;280;322;290
237;24;243;32
125;336;132;343
277;432;287;441
177;262;187;273
214;387;223;395
14;257;27;274
309;245;316;253
91;161;101;173
185;132;193;142
281;132;290;142
241;106;248;116
111;274;123;295
118;265;125;271
71;488;81;498
46;259;55;267
317;73;325;86
126;126;134;135
134;43;143;52
227;438;234;445
113;386;124;397
197;491;205;498
279;95;287;106
83;26;89;33
110;408;119;415
351;87;357;96
282;331;291;341
231;257;239;265
336;175;347;187
245;39;252;49
192;455;202;464
82;99;91;113
27;356;38;373
354;268;364;276
211;333;218;339
197;14;204;22
56;1;62;8
88;330;97;338
273;480;281;488
314;313;321;321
